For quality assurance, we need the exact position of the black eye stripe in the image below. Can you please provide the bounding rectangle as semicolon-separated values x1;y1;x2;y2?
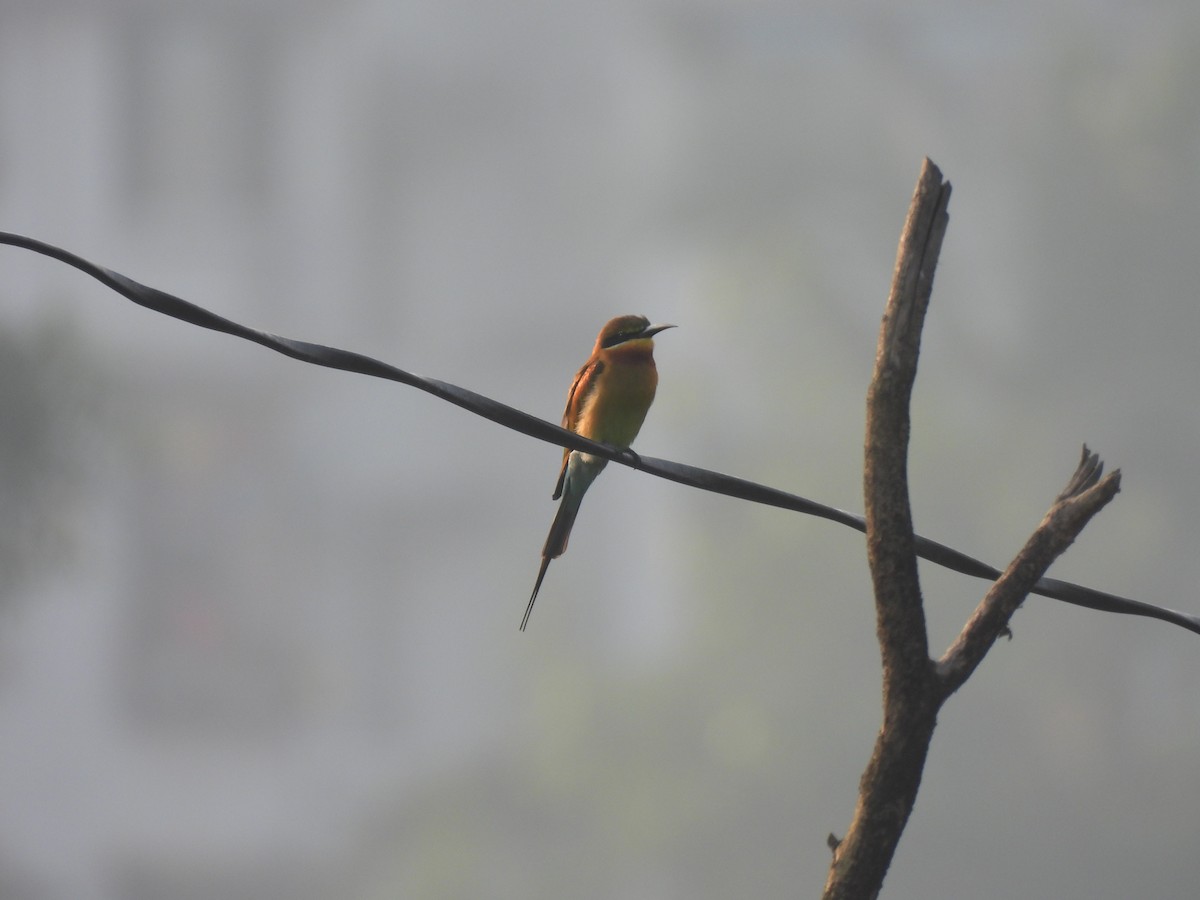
602;328;643;348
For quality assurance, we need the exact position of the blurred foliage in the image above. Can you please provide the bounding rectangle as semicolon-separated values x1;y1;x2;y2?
0;312;99;605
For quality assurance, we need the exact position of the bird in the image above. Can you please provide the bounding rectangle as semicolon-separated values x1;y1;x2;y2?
521;315;675;631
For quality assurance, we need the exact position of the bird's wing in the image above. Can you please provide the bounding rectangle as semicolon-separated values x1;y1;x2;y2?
552;356;604;499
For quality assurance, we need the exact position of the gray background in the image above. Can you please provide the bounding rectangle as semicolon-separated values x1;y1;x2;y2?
1;2;1198;898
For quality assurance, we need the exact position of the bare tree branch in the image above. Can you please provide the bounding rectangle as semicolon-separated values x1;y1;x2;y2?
823;159;1125;900
823;157;949;900
937;446;1121;695
864;157;950;675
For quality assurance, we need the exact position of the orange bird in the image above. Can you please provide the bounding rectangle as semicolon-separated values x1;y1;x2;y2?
521;315;675;630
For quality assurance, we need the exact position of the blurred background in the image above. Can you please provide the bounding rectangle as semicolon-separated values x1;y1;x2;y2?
1;1;1199;898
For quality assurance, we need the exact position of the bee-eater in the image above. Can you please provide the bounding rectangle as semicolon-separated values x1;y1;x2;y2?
521;315;675;631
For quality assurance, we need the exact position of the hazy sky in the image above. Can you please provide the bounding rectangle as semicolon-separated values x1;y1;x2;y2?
1;3;1199;898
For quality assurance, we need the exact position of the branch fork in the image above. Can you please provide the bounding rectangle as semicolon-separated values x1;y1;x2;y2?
822;160;1121;900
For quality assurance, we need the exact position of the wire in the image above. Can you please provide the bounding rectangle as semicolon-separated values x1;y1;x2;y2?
3;231;1197;636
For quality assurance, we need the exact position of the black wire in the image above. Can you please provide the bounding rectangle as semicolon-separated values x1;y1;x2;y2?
4;230;1198;637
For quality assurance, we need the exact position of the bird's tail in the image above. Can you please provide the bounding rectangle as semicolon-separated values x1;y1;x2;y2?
522;555;552;632
521;488;584;631
521;453;604;631
542;482;585;561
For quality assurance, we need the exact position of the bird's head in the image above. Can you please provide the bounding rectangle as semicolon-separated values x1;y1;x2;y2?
596;315;676;350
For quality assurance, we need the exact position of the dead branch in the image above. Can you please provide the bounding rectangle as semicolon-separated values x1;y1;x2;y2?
821;160;1120;900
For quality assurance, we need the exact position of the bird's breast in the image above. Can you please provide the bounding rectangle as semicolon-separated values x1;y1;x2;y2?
577;346;658;448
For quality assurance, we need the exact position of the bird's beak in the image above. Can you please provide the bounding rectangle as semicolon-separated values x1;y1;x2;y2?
642;323;676;338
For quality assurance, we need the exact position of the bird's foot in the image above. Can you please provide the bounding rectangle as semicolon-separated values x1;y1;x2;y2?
616;447;642;467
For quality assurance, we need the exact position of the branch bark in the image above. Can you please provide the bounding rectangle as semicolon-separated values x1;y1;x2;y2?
821;160;1120;900
937;447;1121;695
821;157;949;900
